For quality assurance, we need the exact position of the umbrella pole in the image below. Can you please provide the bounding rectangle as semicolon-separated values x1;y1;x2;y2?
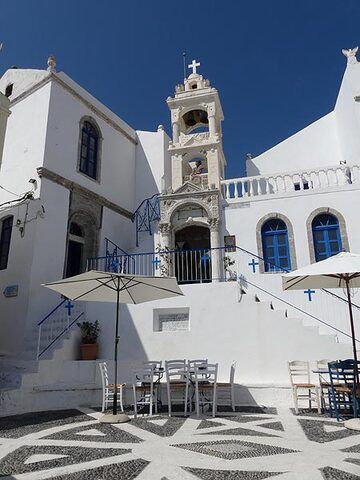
113;284;120;416
345;277;359;386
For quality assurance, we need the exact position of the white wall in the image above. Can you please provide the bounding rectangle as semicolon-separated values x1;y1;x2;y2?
44;81;136;212
335;62;360;166
85;282;350;386
0;82;51;204
0;200;40;355
246;112;343;176
0;93;10;166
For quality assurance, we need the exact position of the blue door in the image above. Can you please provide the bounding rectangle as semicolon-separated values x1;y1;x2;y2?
312;214;342;262
262;219;291;272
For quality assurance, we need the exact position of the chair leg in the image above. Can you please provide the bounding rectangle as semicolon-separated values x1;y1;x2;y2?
133;386;137;418
102;388;105;413
195;385;200;417
212;385;217;418
315;387;321;414
167;384;172;417
119;385;124;413
293;387;299;414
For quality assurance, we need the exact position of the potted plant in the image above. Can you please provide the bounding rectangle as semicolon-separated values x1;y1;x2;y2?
77;320;100;360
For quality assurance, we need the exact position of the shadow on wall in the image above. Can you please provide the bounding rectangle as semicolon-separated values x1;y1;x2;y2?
88;302;150;382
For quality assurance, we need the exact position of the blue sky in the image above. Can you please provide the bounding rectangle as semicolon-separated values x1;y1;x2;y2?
1;0;359;178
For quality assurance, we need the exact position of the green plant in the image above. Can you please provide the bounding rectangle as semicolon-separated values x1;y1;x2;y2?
77;320;100;344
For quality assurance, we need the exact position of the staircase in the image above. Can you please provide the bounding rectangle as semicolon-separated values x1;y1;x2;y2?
0;298;86;394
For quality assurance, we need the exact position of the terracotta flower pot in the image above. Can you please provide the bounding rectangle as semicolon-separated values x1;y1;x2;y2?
80;343;98;360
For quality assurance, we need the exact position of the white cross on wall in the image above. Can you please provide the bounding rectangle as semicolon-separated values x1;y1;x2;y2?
188;59;200;75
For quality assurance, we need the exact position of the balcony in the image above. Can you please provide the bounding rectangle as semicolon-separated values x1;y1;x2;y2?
221;164;360;201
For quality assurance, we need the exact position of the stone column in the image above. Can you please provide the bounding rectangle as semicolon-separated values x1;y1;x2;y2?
158;223;172;277
0;93;10;167
208;114;216;137
172;122;180;143
209;218;222;282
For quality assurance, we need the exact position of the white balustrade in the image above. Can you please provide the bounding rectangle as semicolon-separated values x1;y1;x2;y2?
221;164;359;200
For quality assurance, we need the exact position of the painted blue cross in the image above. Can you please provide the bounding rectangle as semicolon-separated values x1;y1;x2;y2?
201;253;210;264
152;257;161;270
304;289;316;302
65;300;74;316
248;259;259;273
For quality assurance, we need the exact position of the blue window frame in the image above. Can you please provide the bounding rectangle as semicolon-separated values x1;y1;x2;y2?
261;218;291;272
79;121;99;179
312;213;342;262
0;216;13;270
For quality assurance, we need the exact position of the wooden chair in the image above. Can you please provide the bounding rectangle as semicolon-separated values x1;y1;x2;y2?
98;362;125;413
316;359;332;412
188;359;208;369
132;367;157;417
328;359;360;421
165;360;189;417
194;363;218;418
216;361;236;412
288;360;321;414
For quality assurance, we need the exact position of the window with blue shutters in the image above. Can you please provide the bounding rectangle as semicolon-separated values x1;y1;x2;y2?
0;216;13;270
312;213;342;262
261;219;291;272
79;120;99;180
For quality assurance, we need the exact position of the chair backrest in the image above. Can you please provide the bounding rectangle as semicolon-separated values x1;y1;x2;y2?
188;359;208;369
317;359;331;371
133;367;155;387
98;362;109;388
193;363;218;385
288;360;310;386
165;360;187;382
143;360;162;370
229;361;236;385
328;359;358;388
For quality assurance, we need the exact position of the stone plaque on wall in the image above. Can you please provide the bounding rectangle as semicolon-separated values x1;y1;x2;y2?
153;308;190;332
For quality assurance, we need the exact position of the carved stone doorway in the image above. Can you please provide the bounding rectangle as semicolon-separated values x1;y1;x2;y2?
174;225;211;283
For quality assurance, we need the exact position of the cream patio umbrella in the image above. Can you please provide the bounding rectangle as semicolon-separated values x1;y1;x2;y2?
43;271;183;423
282;251;360;429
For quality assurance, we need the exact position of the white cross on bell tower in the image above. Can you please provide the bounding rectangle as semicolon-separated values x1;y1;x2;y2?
188;59;200;75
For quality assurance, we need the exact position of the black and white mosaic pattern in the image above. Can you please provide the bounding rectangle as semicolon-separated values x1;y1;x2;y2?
0;408;359;479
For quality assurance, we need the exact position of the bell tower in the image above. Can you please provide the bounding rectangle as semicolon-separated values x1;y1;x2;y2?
166;59;225;192
158;60;225;283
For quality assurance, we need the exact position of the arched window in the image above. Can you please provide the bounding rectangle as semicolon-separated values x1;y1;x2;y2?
261;218;291;272
79;120;99;180
312;213;342;262
0;216;13;270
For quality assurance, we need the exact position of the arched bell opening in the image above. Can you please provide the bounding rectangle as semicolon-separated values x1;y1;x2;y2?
174;225;211;284
182;108;209;134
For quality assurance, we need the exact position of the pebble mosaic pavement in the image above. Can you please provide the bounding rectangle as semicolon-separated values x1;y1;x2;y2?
0;407;359;479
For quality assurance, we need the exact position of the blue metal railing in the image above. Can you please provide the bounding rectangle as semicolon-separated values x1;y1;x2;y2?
37;312;84;359
37;298;85;359
132;194;160;246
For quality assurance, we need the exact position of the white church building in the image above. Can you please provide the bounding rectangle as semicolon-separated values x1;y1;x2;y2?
0;49;359;414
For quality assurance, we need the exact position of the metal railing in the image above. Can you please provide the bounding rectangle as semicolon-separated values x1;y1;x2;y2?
132;193;160;246
88;247;213;284
37;299;85;359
